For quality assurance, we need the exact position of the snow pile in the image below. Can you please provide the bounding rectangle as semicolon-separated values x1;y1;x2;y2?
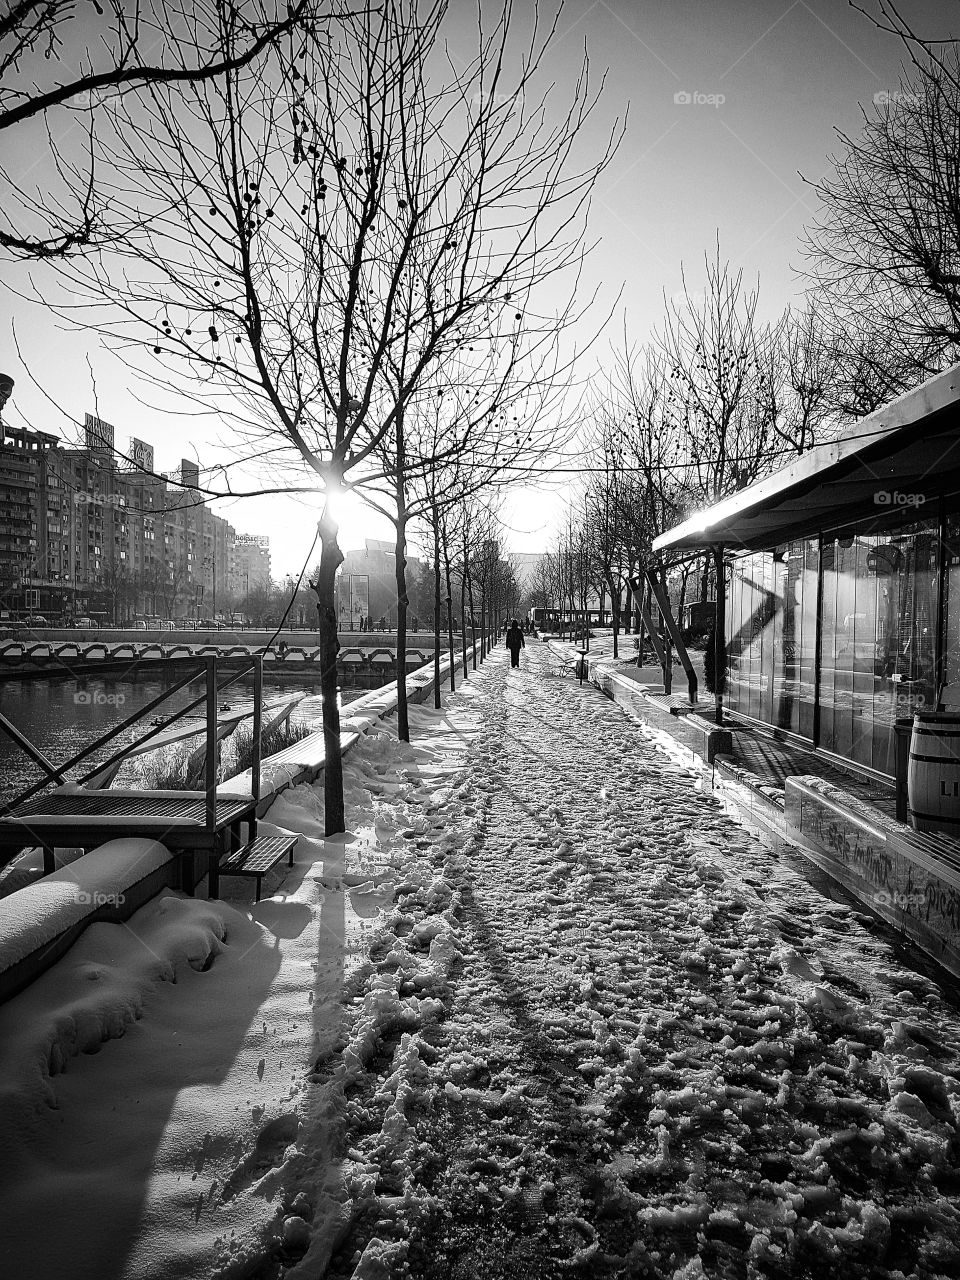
0;698;479;1279
0;837;172;971
0;893;230;1123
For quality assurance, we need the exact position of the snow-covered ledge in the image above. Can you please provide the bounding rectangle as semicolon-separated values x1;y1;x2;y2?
221;641;480;813
0;840;177;1003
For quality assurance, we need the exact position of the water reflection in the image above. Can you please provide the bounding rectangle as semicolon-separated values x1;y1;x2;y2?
0;675;364;805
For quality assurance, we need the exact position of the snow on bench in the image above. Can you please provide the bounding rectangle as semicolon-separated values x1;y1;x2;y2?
219;834;298;902
0;838;176;1003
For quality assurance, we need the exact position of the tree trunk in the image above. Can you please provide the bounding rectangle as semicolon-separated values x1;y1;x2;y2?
479;588;486;662
394;408;410;742
459;573;469;680
467;562;477;671
678;565;691;631
394;510;410;742
442;530;455;693
433;516;442;709
314;509;345;836
610;576;620;659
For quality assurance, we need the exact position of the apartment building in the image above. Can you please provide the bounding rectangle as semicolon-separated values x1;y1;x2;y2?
0;414;269;621
232;534;271;596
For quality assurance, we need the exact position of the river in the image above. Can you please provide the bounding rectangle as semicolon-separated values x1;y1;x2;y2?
0;672;368;806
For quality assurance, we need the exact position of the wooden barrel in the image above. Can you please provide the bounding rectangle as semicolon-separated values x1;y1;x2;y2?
907;712;960;834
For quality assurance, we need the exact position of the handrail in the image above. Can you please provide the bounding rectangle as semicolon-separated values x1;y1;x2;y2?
75;657;260;791
0;710;68;786
205;657;217;829
252;654;262;806
4;666;202;813
1;654;264;821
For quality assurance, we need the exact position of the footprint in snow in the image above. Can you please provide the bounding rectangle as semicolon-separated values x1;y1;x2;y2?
220;1113;300;1202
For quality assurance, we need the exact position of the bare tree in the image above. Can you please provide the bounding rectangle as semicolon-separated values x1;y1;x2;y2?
801;51;960;373
0;0;323;258
655;245;775;510
364;303;568;739
583;416;633;657
33;0;618;832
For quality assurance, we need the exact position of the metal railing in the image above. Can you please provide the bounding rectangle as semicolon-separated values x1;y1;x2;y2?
0;655;263;826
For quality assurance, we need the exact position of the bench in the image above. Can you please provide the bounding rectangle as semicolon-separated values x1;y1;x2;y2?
219;834;298;902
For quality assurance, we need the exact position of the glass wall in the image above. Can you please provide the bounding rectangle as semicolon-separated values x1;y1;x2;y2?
941;515;960;694
727;538;818;741
726;512;941;777
819;518;938;773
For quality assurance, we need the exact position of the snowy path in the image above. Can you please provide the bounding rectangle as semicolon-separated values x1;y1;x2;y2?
329;641;960;1280
2;642;960;1279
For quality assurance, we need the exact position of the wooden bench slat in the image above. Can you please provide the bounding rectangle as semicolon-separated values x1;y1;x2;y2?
219;834;297;900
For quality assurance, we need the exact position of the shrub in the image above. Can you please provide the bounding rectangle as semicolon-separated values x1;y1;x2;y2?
137;718;313;790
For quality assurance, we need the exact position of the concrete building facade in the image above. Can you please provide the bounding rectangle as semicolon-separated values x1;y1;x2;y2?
0;417;270;622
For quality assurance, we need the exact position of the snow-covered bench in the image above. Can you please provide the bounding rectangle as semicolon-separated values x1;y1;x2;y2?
0;838;177;1004
219;834;298;902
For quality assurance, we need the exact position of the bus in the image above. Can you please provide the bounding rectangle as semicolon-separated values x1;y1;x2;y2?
528;606;610;633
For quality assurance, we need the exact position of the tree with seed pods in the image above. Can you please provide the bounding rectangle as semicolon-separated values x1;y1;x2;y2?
33;0;620;834
0;0;327;258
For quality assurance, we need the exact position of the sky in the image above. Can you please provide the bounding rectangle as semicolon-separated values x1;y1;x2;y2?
1;0;950;578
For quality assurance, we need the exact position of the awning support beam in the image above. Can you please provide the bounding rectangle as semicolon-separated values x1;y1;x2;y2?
626;576;666;672
646;567;699;706
712;544;726;726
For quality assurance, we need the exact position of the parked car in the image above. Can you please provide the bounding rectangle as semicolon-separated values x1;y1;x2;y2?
21;614;49;626
132;620;148;630
74;616;97;628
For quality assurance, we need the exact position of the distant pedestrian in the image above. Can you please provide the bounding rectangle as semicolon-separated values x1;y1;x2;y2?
505;618;525;668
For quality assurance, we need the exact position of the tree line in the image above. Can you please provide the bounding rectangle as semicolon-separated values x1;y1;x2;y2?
4;1;960;828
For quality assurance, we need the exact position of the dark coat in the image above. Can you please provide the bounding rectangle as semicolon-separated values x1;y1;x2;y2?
505;625;525;654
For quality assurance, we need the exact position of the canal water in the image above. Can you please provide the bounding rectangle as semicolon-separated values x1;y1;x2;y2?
0;673;369;806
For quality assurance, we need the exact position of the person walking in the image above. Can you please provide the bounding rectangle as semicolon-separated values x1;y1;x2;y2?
505;618;525;668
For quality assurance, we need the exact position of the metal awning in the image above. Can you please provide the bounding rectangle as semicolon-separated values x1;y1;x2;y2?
652;364;960;554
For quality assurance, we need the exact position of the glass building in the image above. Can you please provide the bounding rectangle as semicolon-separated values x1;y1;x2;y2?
653;365;960;782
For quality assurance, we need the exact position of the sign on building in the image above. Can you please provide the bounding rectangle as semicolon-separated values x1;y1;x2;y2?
84;413;115;452
350;574;369;624
130;437;155;473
